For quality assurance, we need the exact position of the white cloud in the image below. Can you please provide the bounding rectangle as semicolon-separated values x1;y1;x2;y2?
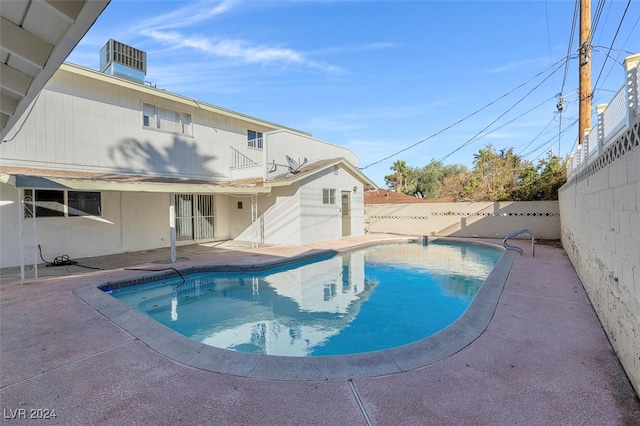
130;0;342;72
142;30;341;72
137;0;237;32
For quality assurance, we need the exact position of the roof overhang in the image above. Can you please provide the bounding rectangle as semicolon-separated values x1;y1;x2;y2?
0;168;270;195
266;158;378;190
1;0;111;141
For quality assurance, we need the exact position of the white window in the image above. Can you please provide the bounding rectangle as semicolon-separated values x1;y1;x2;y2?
181;113;191;134
23;190;102;218
143;103;192;136
323;188;336;205
248;130;263;149
143;103;156;128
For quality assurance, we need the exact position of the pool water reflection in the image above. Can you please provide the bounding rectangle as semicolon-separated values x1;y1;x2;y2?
110;241;502;356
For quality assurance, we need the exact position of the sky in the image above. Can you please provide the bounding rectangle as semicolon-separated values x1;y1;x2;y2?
67;0;639;187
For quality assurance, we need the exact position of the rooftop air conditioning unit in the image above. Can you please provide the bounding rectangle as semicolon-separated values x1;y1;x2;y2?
100;39;147;84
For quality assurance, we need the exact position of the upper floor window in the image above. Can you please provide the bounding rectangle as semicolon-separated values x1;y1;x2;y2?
143;103;192;136
24;189;102;218
248;130;263;149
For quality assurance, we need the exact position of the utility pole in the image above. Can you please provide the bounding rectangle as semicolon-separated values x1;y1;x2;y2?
578;0;592;147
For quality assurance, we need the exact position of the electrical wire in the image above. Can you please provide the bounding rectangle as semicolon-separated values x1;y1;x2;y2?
0;93;41;144
480;95;556;138
516;115;558;156
554;113;564;158
591;46;628;66
437;60;567;163
592;0;632;96
360;57;569;170
544;0;555;69
560;0;580;96
453;94;557;156
590;0;607;46
592;14;640;92
567;125;581;156
522;119;578;159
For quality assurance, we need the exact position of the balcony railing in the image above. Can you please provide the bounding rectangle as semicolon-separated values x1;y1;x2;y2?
230;144;263;170
567;54;639;180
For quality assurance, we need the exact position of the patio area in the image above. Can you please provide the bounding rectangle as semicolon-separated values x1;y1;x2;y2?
1;235;639;425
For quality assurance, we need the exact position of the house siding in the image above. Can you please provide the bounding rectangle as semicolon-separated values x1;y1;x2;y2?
265;129;358;182
0;186;171;267
0;63;372;269
0;66;276;181
234;166;366;246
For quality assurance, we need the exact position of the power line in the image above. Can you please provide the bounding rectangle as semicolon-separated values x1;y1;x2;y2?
592;0;633;94
552;0;579;160
544;0;555;67
472;95;556;145
445;93;556;162
590;0;607;45
522;119;578;159
360;57;569;170
516;115;557;156
437;60;567;163
560;0;580;95
592;14;639;92
567;123;581;156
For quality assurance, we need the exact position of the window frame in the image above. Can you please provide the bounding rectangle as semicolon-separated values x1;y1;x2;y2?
322;188;336;205
68;191;102;217
247;130;263;149
142;102;192;136
23;189;103;218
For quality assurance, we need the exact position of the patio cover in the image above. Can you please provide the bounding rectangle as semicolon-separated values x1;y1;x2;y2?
0;167;270;195
0;167;269;284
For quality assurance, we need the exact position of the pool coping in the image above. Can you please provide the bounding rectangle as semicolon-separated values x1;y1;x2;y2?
74;238;516;381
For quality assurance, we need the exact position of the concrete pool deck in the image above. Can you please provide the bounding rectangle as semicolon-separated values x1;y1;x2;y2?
1;235;639;424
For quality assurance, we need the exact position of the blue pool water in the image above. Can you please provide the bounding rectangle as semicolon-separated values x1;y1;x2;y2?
109;241;502;357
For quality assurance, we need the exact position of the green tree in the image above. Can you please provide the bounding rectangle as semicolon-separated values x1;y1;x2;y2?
514;153;567;200
469;145;530;201
384;160;411;192
386;144;567;201
438;170;475;201
385;159;468;199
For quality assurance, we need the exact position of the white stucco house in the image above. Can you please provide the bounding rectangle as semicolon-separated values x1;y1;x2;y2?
0;41;376;276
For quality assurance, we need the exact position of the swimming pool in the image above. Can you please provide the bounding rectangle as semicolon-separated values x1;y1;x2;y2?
109;241;502;357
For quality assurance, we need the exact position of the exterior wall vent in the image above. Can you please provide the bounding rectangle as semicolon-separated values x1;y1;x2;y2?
100;39;147;84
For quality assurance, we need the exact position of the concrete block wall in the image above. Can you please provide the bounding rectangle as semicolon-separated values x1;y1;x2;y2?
365;201;560;240
559;137;640;396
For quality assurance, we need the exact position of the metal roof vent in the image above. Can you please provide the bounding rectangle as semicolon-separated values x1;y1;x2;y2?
100;39;146;83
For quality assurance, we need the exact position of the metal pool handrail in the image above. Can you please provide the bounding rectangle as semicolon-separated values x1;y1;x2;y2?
503;229;535;257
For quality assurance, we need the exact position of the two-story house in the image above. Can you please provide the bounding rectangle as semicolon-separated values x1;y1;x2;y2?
0;41;376;275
